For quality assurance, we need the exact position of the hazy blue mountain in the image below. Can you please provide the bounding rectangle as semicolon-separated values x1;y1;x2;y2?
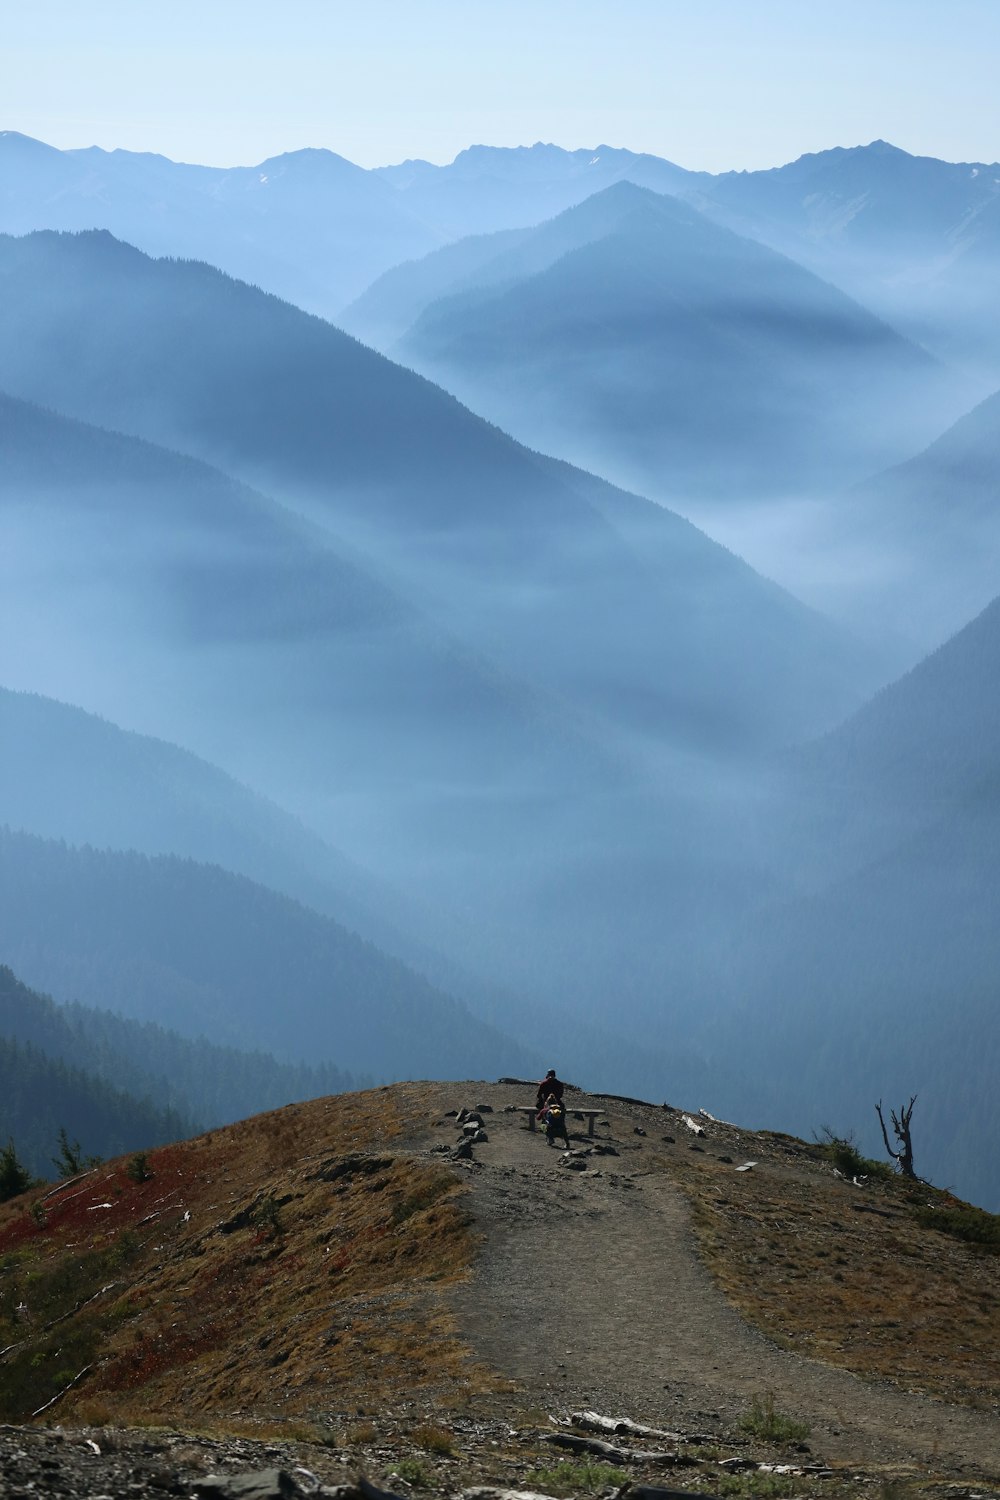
0;389;607;867
0;963;357;1145
830;386;1000;650
691;140;1000;382
0;232;898;1057
0;685;461;968
391;183;954;501
0;1033;189;1185
0;130;443;315
0;827;535;1082
0;236;880;760
342;223;537;349
685;597;1000;1210
374;141;698;239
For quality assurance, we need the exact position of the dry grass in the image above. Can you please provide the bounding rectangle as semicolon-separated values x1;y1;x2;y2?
0;1086;496;1427
666;1129;1000;1407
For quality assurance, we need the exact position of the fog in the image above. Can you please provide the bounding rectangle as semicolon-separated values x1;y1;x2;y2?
3;151;1000;1209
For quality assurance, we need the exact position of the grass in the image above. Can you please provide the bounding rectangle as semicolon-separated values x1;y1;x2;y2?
913;1200;1000;1252
738;1392;811;1445
395;1457;433;1488
411;1424;455;1456
813;1129;894;1182
719;1475;799;1498
681;1129;1000;1408
523;1461;628;1495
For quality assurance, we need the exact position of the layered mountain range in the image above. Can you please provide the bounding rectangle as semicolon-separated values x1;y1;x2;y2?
3;133;999;1209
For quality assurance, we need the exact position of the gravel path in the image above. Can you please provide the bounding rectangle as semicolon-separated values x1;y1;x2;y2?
424;1083;1000;1481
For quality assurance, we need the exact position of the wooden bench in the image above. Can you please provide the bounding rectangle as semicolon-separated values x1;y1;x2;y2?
515;1105;604;1137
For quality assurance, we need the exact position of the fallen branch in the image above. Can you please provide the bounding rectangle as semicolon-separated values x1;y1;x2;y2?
536;1432;696;1467
31;1363;92;1417
571;1412;715;1445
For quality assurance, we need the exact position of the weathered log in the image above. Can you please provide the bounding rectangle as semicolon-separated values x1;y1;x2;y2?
571;1412;714;1445
536;1432;696;1467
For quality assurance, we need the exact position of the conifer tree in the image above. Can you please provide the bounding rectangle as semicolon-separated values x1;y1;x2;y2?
0;1139;32;1202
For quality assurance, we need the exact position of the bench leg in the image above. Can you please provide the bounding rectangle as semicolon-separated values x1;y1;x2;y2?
587;1116;595;1137
527;1114;536;1131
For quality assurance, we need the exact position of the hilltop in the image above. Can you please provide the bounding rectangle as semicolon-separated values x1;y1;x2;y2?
1;1081;997;1499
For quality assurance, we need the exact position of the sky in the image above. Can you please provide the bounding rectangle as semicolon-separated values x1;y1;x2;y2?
4;0;1000;171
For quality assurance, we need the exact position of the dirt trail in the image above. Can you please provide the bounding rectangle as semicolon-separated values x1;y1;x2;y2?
410;1083;1000;1480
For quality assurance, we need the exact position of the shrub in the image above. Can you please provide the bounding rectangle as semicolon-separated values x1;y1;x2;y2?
738;1392;810;1444
412;1424;455;1456
125;1153;152;1184
523;1462;628;1495
395;1457;432;1488
914;1201;1000;1252
0;1141;32;1203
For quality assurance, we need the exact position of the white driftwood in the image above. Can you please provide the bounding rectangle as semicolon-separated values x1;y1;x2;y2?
537;1432;695;1467
571;1411;714;1445
681;1115;706;1137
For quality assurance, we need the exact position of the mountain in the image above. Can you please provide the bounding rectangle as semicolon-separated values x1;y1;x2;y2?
0;1033;189;1184
829;386;1000;651
387;183;954;501
0;387;604;864
0;684;451;966
0;236;882;764
691;596;1000;1210
0;826;535;1082
691;140;1000;383
0;963;358;1142
0;232;897;1039
0;130;443;315
374;140;698;238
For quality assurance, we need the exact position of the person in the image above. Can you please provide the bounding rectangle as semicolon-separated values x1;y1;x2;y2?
542;1096;570;1148
535;1068;565;1112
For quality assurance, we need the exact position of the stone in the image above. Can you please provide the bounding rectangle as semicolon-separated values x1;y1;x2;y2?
193;1470;305;1500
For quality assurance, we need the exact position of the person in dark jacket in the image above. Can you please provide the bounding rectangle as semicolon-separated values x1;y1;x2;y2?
535;1068;565;1111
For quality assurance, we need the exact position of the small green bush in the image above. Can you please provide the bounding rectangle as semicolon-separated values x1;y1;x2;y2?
395;1457;432;1488
523;1461;628;1495
813;1128;893;1181
914;1202;1000;1252
125;1153;152;1183
739;1391;810;1444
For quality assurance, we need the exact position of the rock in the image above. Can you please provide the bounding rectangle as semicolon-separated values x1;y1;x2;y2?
462;1490;562;1500
453;1140;474;1160
689;1144;705;1153
193;1470;306;1500
634;1127;647;1136
591;1143;619;1156
662;1135;676;1144
559;1156;588;1171
475;1103;494;1113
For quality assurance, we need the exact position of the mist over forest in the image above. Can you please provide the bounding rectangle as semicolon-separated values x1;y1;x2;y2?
2;131;999;1209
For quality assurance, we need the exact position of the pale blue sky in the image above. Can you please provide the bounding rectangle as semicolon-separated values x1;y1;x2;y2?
4;0;1000;170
